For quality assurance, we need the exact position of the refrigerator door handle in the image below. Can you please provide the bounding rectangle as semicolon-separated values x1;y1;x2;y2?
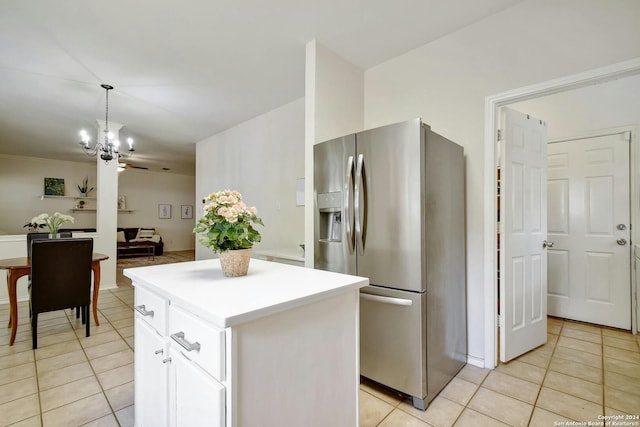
344;156;355;253
360;293;413;306
354;153;367;254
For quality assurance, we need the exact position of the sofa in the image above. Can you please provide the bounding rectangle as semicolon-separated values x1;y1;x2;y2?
117;227;164;257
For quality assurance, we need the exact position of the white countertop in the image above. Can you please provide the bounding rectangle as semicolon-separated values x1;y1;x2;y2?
255;247;305;262
124;259;367;329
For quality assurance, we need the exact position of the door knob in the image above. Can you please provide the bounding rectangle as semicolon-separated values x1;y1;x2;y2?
617;224;627;230
543;240;554;249
617;238;627;246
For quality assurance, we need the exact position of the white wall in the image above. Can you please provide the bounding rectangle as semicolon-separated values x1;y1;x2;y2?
118;169;195;251
0;154;97;234
363;0;640;365
195;98;305;260
509;74;640;140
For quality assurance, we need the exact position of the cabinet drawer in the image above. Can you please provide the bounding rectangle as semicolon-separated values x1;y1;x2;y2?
134;286;168;335
168;305;225;381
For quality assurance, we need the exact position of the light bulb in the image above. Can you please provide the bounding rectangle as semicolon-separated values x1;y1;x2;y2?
79;130;90;144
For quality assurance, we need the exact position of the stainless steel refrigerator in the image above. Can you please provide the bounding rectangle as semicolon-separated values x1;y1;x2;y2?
314;118;466;410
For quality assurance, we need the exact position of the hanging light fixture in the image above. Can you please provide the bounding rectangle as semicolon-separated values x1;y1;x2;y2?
79;84;134;163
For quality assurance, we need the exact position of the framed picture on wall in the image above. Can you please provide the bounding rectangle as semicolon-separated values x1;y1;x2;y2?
44;177;65;196
181;205;193;219
159;204;171;219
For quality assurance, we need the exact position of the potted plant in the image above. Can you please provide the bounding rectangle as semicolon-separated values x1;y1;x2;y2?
23;221;46;232
77;177;94;197
29;212;75;237
193;190;263;276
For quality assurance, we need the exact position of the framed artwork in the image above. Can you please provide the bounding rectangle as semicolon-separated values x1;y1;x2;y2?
159;204;171;219
117;195;126;210
44;177;65;196
181;205;193;219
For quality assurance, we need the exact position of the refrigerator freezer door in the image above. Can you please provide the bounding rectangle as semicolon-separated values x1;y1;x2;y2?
355;118;425;292
360;286;426;400
314;134;356;275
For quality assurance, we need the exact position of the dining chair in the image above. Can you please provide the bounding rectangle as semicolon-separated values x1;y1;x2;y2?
26;231;73;256
26;231;79;318
29;237;93;349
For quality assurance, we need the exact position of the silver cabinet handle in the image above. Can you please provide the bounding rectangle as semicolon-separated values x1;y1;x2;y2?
162;357;172;364
170;332;201;352
134;304;154;317
360;293;413;306
154;349;163;355
543;240;554;249
617;238;627;246
344;156;355;254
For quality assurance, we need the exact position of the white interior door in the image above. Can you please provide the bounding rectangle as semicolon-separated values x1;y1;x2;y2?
547;132;631;329
500;107;548;363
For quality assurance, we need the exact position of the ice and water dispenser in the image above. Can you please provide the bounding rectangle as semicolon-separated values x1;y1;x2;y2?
317;191;342;242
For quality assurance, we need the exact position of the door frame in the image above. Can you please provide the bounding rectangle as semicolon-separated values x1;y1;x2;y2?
483;57;640;369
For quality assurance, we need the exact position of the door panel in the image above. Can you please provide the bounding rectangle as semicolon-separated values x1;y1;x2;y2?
500;107;548;363
314;135;356;275
169;348;225;427
547;133;630;329
359;286;425;398
548;179;569;233
135;319;169;427
355;118;424;292
548;250;569;297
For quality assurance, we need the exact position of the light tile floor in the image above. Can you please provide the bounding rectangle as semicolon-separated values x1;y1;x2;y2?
1;253;639;426
360;317;640;426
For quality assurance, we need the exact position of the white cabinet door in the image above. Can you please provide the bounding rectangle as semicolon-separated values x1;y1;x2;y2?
135;319;169;427
169;348;225;427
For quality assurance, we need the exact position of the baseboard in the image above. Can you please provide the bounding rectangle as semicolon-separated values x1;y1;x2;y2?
466;354;486;368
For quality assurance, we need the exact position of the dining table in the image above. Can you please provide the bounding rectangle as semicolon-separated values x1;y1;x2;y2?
0;252;109;345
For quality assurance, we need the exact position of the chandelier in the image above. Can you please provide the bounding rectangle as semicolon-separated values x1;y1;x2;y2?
79;84;134;163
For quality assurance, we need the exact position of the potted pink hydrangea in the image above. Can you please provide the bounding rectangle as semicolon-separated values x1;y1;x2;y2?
193;190;263;276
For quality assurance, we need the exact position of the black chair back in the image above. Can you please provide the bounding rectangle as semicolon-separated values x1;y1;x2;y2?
30;238;93;348
27;232;73;257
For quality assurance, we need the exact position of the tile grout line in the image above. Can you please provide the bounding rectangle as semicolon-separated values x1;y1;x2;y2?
74;306;124;427
526;321;561;426
600;326;606;416
471;352;534;426
26;299;132;426
34;310;84;426
80;289;139;426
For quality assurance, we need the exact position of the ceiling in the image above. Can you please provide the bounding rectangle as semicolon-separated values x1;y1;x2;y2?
0;0;523;175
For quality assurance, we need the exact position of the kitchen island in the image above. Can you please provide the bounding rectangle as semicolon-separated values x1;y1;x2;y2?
125;258;368;427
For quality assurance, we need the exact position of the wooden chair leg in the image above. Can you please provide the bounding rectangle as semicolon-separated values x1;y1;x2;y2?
76;307;80;319
81;306;86;324
31;312;38;349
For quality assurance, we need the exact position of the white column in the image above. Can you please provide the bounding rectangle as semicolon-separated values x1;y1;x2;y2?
304;40;364;267
95;119;122;289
